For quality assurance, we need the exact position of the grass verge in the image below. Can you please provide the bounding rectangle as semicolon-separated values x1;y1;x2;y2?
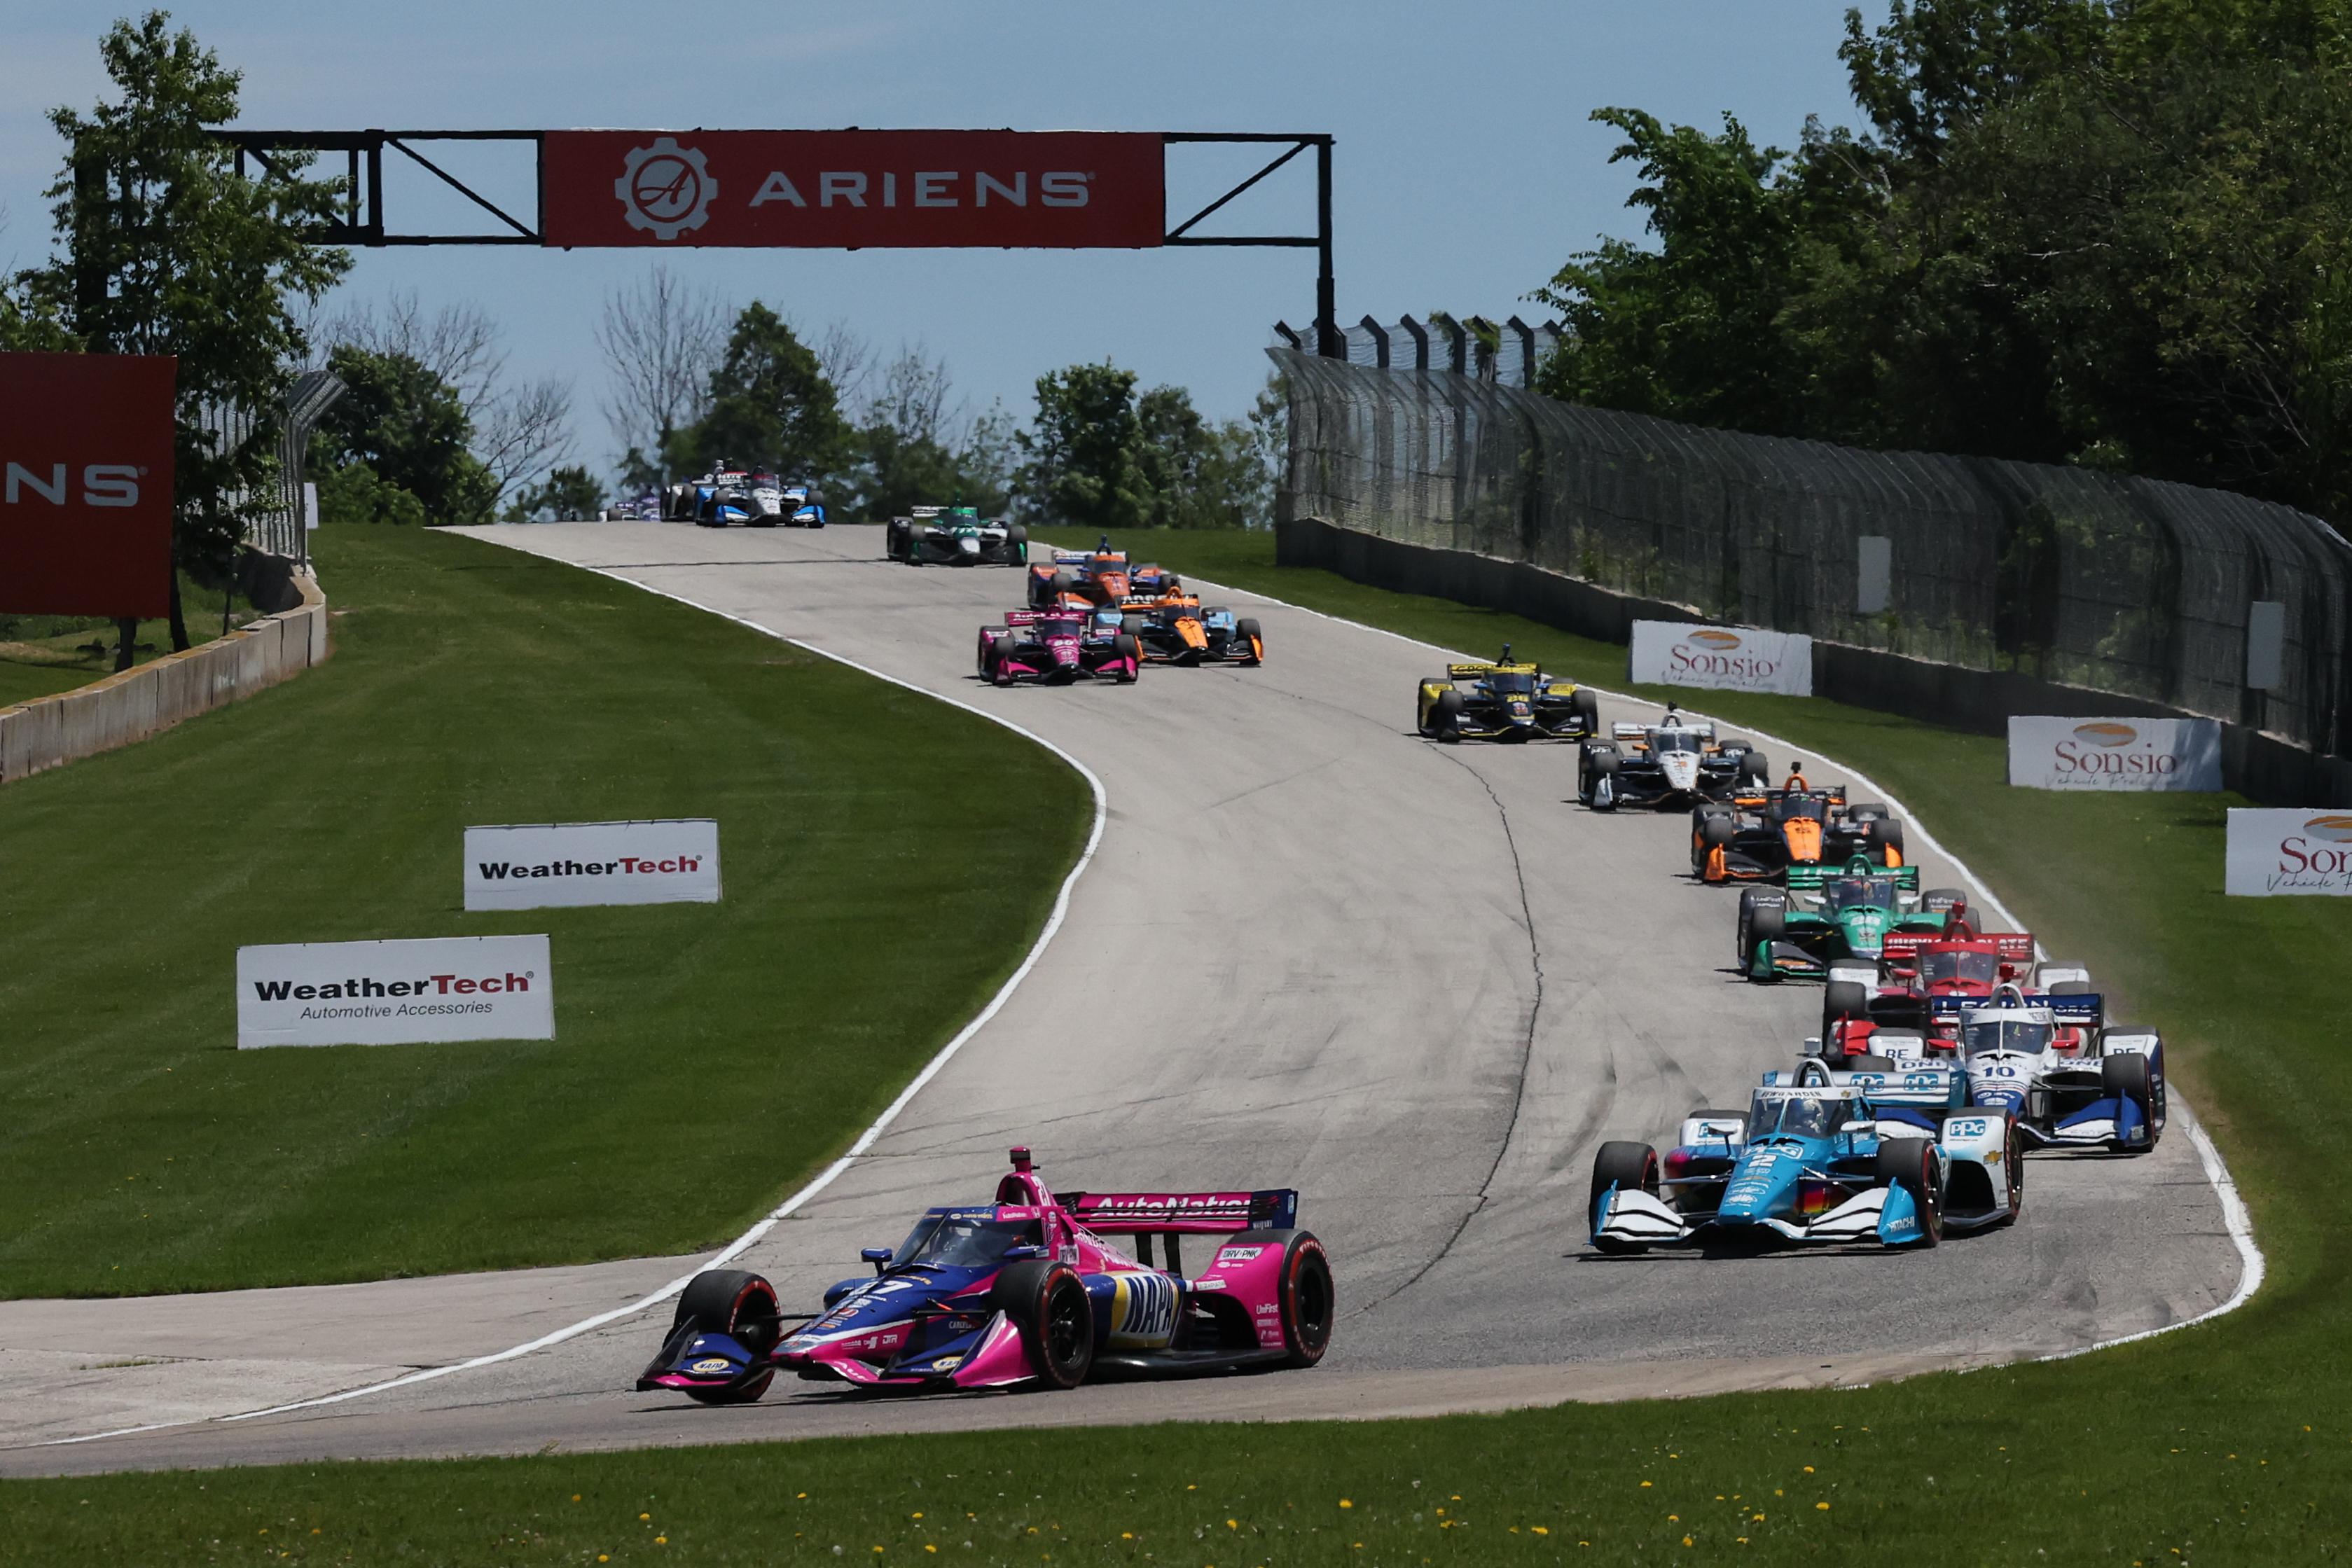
0;571;272;708
6;528;2346;1562
0;525;1091;1298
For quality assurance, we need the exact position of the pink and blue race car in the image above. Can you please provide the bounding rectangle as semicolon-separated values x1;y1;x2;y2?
637;1146;1334;1401
976;608;1142;686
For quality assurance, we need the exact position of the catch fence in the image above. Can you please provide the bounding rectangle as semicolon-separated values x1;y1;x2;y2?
191;369;345;563
1275;347;2352;759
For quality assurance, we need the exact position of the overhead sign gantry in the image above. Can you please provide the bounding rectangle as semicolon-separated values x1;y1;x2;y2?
216;127;1341;355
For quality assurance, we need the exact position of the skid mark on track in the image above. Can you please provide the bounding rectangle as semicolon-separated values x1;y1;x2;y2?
1355;749;1546;1314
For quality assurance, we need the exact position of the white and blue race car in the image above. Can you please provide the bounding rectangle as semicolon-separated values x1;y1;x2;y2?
1589;1075;2021;1252
665;465;826;528
1950;987;2165;1153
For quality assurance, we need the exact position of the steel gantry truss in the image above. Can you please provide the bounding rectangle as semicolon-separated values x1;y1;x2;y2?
215;128;1342;356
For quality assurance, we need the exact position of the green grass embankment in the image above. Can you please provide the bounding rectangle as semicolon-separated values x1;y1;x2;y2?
0;571;272;707
5;528;2346;1564
0;525;1091;1298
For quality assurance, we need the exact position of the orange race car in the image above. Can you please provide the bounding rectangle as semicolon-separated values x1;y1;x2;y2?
1689;785;1905;884
1118;592;1264;666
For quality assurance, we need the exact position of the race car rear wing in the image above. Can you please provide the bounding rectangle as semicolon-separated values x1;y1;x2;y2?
1881;931;2035;964
1063;1189;1297;1235
1930;992;2106;1029
1784;863;1922;893
1446;662;1538;679
1766;1060;1968;1107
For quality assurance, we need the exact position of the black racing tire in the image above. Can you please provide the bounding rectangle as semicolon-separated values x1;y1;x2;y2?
1052;568;1077;593
1112;632;1142;683
1745;905;1786;976
1236;617;1264;664
1433;688;1466;742
1923;887;1967;913
1736;885;1785;966
671;1269;781;1404
1569;686;1600;737
1873;1137;1943;1245
1589;1140;1661;1254
2101;1052;2157;1151
1848;802;1888;825
988;635;1016;686
1005;524;1028;564
1738;749;1769;785
1823;978;1872;1037
1232;1228;1334;1368
1584;746;1620;810
1121;613;1148;635
1865;815;1906;862
2047;977;2094;997
988;1260;1095;1389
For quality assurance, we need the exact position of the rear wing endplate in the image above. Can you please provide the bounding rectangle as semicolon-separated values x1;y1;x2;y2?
1065;1189;1296;1235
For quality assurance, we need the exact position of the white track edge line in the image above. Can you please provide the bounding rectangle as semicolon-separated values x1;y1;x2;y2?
1189;569;2264;1358
44;557;1111;1445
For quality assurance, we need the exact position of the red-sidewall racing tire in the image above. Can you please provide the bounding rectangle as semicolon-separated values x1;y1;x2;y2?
1231;1228;1333;1368
989;1259;1095;1390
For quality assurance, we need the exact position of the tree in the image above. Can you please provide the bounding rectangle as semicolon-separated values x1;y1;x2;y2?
673;303;851;481
311;345;497;522
1018;362;1151;531
1534;0;2352;522
1016;362;1267;530
839;346;1011;520
22;12;350;655
328;292;573;505
502;464;606;522
595;265;724;483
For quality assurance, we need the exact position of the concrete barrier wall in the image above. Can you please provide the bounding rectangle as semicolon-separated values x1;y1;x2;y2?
1278;514;2352;807
0;569;329;786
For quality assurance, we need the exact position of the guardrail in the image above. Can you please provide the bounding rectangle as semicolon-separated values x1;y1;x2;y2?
0;566;328;785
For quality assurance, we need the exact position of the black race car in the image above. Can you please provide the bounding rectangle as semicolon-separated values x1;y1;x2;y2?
1414;646;1598;742
886;506;1028;566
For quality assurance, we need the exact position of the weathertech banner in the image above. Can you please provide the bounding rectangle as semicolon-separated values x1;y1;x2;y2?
2225;810;2352;896
1630;620;1813;696
0;351;175;617
541;131;1165;249
237;935;555;1048
464;819;721;910
2007;716;2222;791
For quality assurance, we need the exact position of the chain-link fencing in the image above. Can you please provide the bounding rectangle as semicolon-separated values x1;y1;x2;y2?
189;369;345;563
1275;347;2352;759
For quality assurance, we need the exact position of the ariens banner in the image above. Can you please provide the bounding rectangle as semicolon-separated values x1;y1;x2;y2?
237;935;554;1048
1629;620;1813;696
2225;809;2352;896
464;819;721;910
1;351;176;618
2007;716;2223;791
541;131;1164;249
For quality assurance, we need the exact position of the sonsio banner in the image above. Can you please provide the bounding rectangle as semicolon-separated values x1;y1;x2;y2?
2225;810;2352;896
237;935;554;1048
1630;620;1813;696
0;351;175;618
464;819;721;911
2007;716;2223;791
541;130;1165;249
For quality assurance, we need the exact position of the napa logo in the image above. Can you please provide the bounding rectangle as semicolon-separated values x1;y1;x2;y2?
2073;722;2138;747
1107;1272;1177;1349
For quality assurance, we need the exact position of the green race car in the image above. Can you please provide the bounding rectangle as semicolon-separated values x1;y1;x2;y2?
1734;860;1969;982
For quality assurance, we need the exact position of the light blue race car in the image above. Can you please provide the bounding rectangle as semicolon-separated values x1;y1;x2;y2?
1587;1076;2021;1252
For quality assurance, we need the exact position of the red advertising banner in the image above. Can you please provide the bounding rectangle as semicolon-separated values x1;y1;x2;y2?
0;352;176;619
541;130;1165;249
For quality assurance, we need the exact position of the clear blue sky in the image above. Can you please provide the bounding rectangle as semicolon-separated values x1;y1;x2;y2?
3;2;1878;476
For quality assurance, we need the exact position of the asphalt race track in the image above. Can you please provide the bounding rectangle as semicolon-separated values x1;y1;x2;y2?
0;521;2243;1476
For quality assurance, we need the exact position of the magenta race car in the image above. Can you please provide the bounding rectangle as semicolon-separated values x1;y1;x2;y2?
636;1146;1334;1400
976;607;1141;686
